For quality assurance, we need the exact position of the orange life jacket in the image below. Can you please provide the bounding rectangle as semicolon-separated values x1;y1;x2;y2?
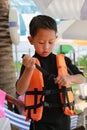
56;54;76;116
25;54;76;121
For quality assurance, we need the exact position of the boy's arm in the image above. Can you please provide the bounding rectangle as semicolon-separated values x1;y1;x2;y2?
16;67;34;95
68;74;85;84
54;74;85;86
16;55;35;95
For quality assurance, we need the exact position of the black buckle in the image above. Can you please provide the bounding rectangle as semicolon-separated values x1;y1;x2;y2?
43;102;50;107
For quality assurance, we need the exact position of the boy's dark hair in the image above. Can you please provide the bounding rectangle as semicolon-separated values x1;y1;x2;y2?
29;15;57;37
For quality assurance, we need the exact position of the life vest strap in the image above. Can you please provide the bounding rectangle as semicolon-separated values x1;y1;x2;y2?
63;101;75;110
25;101;44;110
26;87;72;96
43;102;62;108
25;101;62;110
59;87;72;92
26;90;43;95
43;89;59;95
60;86;75;110
25;100;75;111
25;87;74;114
26;89;60;96
43;101;75;109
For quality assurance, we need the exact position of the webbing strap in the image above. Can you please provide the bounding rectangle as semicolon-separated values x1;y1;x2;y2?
25;100;75;111
25;102;44;110
26;89;59;96
62;86;75;110
25;101;62;110
26;87;72;96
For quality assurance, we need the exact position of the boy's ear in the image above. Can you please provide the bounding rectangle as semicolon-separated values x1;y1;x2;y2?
27;36;33;45
56;35;58;39
55;35;59;43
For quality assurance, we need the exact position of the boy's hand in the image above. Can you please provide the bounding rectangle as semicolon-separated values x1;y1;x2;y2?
22;54;35;70
54;75;71;86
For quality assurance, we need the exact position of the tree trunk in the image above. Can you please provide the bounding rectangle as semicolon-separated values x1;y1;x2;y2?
0;0;16;97
0;1;21;130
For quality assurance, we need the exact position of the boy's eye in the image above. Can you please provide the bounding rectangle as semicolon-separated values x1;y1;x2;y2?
38;40;55;44
49;42;53;44
49;40;55;44
38;42;44;44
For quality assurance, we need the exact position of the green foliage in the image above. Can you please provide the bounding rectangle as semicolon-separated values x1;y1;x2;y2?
75;109;83;114
72;84;78;95
75;54;87;80
78;55;87;67
14;61;22;72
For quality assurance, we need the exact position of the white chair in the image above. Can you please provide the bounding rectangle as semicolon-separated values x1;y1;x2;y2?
0;118;11;130
4;107;31;130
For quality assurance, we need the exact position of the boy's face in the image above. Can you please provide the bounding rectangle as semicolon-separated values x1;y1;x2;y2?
28;28;58;57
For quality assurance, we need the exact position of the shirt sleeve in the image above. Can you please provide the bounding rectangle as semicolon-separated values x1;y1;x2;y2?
65;56;84;75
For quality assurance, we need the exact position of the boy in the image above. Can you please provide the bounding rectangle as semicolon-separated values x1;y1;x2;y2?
16;15;85;130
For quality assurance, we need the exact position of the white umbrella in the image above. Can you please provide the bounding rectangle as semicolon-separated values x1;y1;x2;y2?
32;0;87;20
62;20;87;40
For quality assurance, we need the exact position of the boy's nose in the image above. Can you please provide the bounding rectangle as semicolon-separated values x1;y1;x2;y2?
44;42;49;49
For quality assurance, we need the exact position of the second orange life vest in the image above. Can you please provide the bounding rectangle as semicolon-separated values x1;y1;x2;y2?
25;54;76;121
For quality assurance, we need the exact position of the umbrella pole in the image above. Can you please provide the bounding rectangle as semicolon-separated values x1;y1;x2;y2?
60;45;62;53
78;46;80;67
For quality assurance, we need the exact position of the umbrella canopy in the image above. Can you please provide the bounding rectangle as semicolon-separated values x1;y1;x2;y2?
32;0;87;20
57;45;74;54
62;20;87;40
